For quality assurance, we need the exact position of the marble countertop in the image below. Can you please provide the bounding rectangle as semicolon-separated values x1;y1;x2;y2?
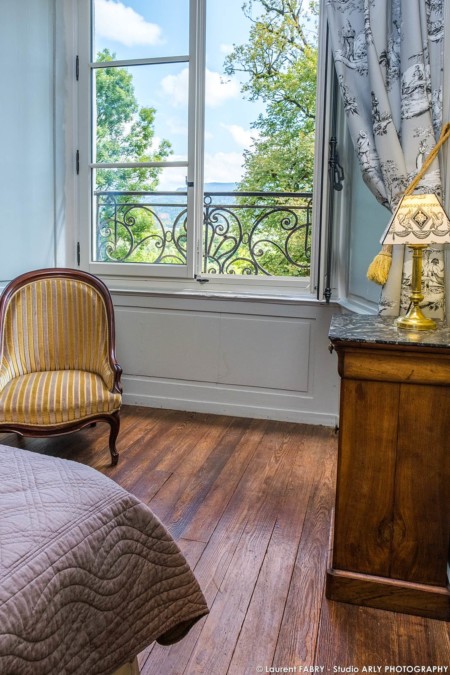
329;314;450;349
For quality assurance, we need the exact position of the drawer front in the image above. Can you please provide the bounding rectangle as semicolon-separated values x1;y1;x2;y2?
340;349;450;385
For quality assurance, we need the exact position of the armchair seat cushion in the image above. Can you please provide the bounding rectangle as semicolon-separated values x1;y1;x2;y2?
0;370;122;427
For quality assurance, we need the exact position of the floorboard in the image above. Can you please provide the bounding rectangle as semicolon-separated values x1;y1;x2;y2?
1;405;448;674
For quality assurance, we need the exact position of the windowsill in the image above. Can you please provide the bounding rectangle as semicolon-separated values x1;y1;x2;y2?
100;274;338;306
1;274;340;307
109;286;340;306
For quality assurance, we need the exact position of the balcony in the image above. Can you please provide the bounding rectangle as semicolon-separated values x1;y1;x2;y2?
95;190;313;277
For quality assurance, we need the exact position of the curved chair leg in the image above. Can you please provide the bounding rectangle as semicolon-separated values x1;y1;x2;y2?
108;412;120;466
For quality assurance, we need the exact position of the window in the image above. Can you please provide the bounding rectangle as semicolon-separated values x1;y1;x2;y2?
78;0;328;294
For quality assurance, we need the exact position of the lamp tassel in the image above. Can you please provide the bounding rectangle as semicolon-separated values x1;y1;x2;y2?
366;122;450;286
367;244;393;285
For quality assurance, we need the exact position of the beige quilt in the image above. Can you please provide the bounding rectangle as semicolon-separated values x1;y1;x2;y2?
0;444;208;674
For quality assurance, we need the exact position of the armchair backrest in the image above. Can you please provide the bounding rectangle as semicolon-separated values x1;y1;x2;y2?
0;269;117;391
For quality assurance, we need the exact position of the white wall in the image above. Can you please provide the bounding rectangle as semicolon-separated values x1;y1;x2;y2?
112;292;340;426
0;0;57;282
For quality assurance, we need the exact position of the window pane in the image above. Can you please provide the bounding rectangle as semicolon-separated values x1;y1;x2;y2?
93;62;188;164
93;0;189;61
93;169;187;265
204;0;318;277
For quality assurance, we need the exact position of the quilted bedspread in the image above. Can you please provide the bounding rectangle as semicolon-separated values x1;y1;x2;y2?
0;444;208;674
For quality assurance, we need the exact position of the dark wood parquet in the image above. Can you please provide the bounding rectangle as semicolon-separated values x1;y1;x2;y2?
1;405;448;674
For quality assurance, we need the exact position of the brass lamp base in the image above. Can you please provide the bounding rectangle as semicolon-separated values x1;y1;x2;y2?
396;307;436;331
396;244;436;331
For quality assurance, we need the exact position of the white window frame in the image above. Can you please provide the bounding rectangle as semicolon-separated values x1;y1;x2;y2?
76;0;333;300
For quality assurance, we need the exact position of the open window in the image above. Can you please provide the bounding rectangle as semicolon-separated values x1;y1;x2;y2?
77;0;333;296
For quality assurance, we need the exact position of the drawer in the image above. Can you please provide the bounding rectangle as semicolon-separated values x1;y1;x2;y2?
340;349;450;385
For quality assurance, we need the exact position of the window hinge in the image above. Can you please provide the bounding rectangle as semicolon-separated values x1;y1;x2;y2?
75;55;79;81
76;150;80;175
77;242;81;266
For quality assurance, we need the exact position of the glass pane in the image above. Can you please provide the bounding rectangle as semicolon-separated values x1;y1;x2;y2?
93;0;189;61
94;62;188;164
203;0;318;277
204;0;263;190
93;169;187;264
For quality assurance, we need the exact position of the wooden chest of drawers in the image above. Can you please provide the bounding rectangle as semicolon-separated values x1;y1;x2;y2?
327;315;450;621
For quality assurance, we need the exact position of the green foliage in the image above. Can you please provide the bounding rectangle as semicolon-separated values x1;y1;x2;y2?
224;0;318;194
219;1;317;277
95;48;172;192
95;49;175;262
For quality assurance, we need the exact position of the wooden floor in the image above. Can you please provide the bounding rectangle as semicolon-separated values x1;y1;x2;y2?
1;405;449;673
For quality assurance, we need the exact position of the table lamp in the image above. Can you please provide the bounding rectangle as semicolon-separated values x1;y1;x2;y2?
380;192;450;330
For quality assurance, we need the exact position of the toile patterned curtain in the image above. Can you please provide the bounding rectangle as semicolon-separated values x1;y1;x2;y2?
326;0;445;319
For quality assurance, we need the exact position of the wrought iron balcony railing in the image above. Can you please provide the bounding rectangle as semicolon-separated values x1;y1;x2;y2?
95;190;313;277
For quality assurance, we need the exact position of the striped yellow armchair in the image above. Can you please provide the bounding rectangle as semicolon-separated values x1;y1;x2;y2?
0;269;122;465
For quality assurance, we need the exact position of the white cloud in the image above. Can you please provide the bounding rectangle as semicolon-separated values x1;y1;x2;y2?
205;69;240;107
161;68;189;107
156;152;243;190
204;152;243;184
161;68;239;108
166;117;188;136
157;159;188;191
95;0;163;47
150;135;162;152
222;124;259;149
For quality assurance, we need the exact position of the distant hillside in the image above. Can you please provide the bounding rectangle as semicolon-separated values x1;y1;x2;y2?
204;182;237;193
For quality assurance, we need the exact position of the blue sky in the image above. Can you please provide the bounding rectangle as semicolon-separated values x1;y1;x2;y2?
94;0;265;189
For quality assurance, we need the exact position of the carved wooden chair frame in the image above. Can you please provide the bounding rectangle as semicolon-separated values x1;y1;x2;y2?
0;268;122;465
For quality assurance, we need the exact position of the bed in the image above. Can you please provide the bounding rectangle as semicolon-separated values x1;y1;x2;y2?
0;444;208;674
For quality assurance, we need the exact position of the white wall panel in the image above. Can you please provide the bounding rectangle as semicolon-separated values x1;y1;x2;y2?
112;293;340;426
116;309;312;391
217;315;311;391
115;308;221;382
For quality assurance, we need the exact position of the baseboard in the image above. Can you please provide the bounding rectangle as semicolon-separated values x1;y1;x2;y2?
121;375;338;426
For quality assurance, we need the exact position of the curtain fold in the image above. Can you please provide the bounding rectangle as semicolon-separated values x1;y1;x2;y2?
326;0;445;319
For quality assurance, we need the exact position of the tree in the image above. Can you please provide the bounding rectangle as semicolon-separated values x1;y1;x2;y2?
95;49;181;263
221;1;318;276
95;48;172;192
224;0;318;193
